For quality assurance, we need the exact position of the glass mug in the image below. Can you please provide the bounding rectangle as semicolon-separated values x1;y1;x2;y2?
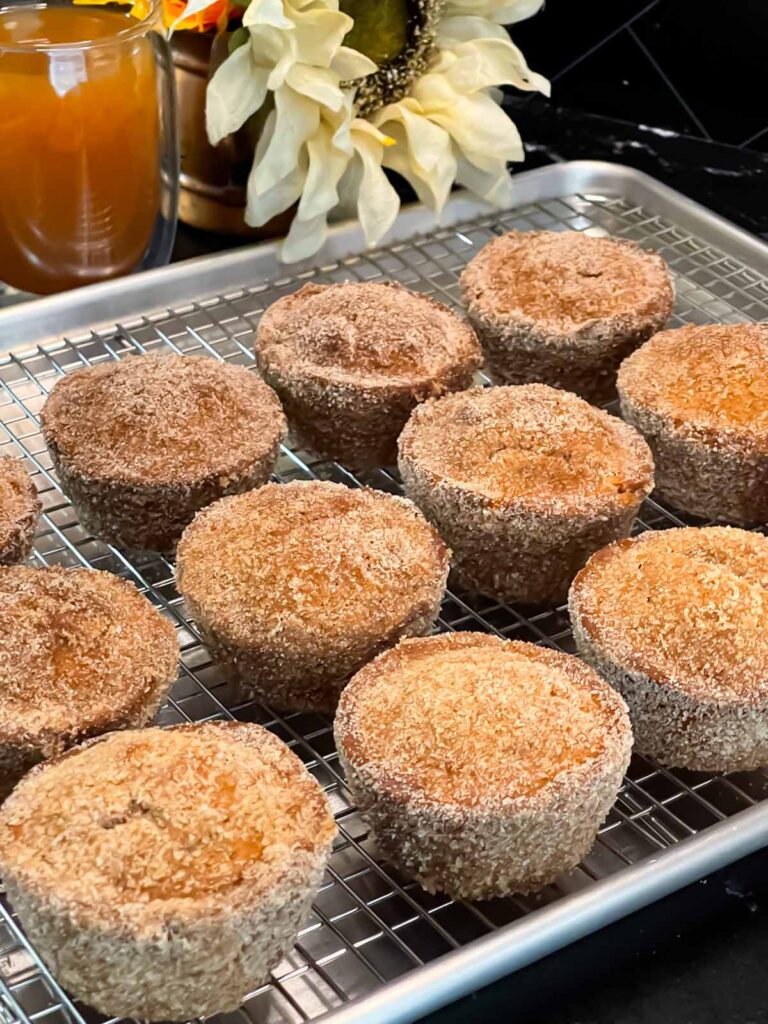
0;0;178;295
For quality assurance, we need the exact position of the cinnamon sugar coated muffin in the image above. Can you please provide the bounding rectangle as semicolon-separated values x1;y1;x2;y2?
569;527;768;771
461;231;674;403
255;281;481;467
40;354;287;551
398;384;654;604
0;566;178;793
618;323;768;522
176;481;449;712
335;633;632;898
0;455;40;564
0;723;336;1020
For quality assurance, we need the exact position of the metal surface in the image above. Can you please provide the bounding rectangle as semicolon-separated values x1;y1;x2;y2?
1;161;768;1024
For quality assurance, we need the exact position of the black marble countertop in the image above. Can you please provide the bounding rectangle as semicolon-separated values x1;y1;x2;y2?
175;104;768;1024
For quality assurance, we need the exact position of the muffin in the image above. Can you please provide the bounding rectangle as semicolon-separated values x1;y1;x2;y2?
460;231;674;403
255;281;482;468
40;354;287;551
0;722;336;1020
336;632;632;898
176;481;449;712
0;455;41;564
0;565;178;793
398;384;654;604
570;526;768;772
618;323;768;523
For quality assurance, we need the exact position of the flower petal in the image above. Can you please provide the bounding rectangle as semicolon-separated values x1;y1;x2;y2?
426;90;525;165
286;63;346;109
252;85;320;192
352;131;400;244
290;8;355;68
206;43;269;146
298;118;353;220
444;0;544;24
454;152;515;206
281;212;329;263
242;0;292;29
331;45;378;81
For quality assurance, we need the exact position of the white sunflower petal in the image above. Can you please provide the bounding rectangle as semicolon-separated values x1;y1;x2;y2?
290;8;355;67
286;64;346;110
206;44;269;146
331;45;378;81
242;0;293;30
252;86;320;192
427;91;525;164
454;152;515;206
281;212;329;263
444;0;543;24
298;119;353;220
350;131;400;244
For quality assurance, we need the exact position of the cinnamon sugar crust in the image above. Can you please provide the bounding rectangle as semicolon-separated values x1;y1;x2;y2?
176;481;449;712
0;455;40;565
255;281;481;467
336;633;631;898
461;231;673;403
570;527;768;771
0;723;335;1020
618;324;768;522
41;354;287;551
0;566;178;791
398;385;653;603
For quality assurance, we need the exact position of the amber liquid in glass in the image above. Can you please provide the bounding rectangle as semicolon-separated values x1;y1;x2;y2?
0;6;160;293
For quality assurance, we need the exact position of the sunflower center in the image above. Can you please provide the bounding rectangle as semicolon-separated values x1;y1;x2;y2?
340;0;409;66
344;0;445;118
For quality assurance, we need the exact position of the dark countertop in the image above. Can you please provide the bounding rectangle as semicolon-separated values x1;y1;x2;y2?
174;104;768;1024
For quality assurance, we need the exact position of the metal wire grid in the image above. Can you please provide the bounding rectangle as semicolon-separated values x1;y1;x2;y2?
0;189;767;1024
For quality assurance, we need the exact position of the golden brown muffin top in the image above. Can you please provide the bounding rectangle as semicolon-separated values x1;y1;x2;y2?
0;566;178;742
0;455;39;549
40;354;286;486
398;385;654;513
461;231;673;333
0;724;335;916
336;632;629;808
618;323;768;439
570;526;768;703
176;480;448;652
256;281;482;387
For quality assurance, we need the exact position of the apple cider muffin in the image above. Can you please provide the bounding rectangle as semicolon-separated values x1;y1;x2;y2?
398;384;653;604
255;281;481;468
618;323;768;522
336;632;632;898
570;526;768;772
40;353;287;551
461;231;674;403
0;565;178;794
0;454;40;565
0;722;336;1021
176;480;449;712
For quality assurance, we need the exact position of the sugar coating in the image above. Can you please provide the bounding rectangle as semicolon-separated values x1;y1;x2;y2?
0;565;178;788
618;323;768;522
336;633;632;898
461;230;674;403
0;723;335;1020
0;455;40;565
570;526;768;771
255;282;481;468
176;481;449;712
41;354;287;550
398;385;653;603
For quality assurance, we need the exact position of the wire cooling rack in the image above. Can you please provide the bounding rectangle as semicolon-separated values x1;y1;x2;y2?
1;179;768;1024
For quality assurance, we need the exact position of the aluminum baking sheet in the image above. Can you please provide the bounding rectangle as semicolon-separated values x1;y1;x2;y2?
0;161;767;1024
